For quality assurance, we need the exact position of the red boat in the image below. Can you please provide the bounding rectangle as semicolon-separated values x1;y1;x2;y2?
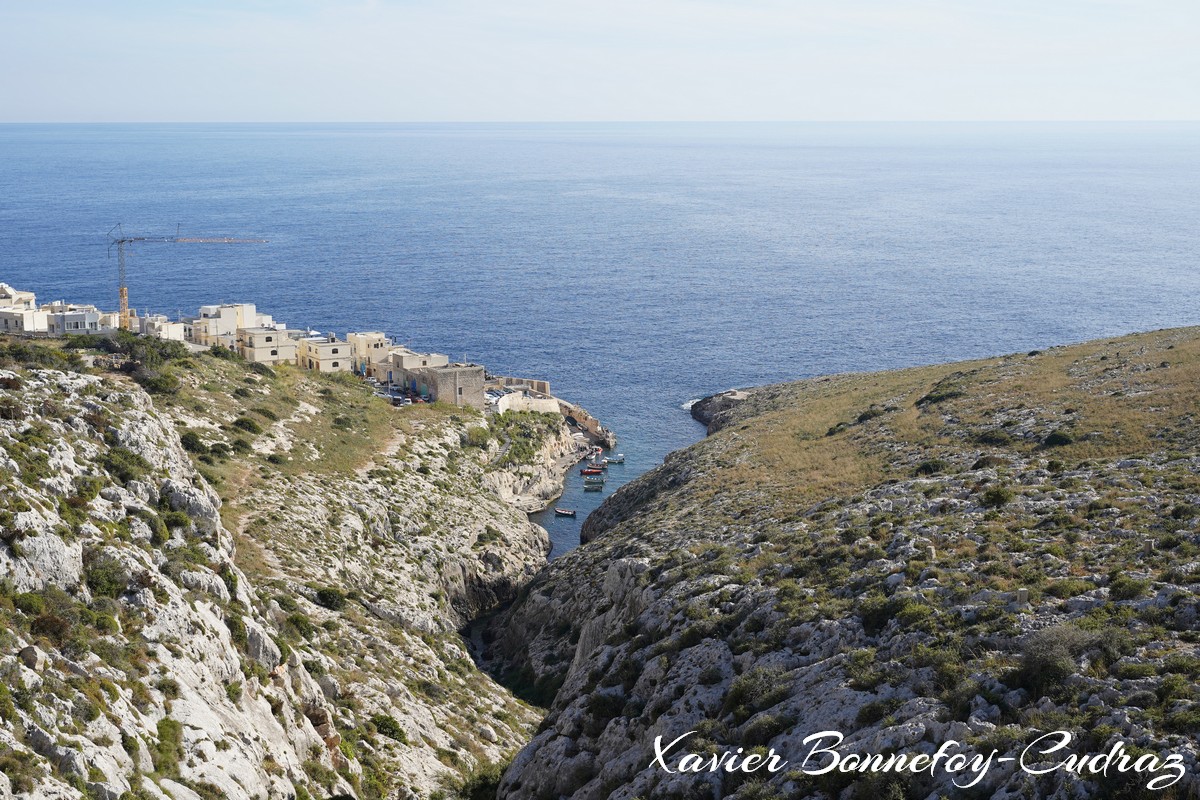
580;468;603;475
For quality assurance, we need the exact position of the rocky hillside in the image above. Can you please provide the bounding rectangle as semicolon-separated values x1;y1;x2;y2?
0;338;580;800
487;327;1200;800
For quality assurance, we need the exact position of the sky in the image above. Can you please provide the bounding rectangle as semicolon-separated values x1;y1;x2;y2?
1;0;1197;122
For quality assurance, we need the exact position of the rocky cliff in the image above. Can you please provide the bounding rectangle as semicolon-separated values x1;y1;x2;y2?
0;342;577;800
488;327;1200;800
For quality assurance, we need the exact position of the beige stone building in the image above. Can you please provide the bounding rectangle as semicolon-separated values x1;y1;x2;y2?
347;332;392;374
404;363;486;409
238;327;298;365
297;334;351;373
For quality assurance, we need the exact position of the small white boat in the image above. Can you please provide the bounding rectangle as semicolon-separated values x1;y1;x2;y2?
604;454;625;464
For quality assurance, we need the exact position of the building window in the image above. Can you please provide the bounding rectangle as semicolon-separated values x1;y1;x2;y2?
458;387;463;396
331;348;339;354
332;362;339;368
270;349;278;356
266;336;273;342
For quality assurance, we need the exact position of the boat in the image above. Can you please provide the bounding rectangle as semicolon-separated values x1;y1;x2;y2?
584;483;604;492
583;476;605;484
554;508;577;517
604;454;625;464
580;468;603;475
587;462;607;470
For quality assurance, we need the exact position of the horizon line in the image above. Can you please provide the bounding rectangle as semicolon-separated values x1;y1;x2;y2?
3;119;1200;126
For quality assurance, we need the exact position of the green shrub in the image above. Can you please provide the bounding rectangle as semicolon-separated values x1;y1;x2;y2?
232;417;263;435
722;667;790;723
463;427;493;449
1042;430;1074;447
152;718;184;776
1114;663;1157;680
371;713;408;743
208;345;242;361
284;613;315;639
179;431;207;454
315;587;347;611
0;750;42;792
981;486;1014;508
855;698;902;726
914;459;949;476
226;614;248;648
162;510;191;530
974;429;1013;446
1046;579;1093;599
73;475;106;501
1015;625;1094;698
1109;576;1149;601
85;555;130;598
13;592;45;615
100;446;152;485
134;368;180;395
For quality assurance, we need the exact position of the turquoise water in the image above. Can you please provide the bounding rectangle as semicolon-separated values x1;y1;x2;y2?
3;122;1200;556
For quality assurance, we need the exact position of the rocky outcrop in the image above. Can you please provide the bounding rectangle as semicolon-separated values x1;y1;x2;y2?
0;367;353;800
688;389;749;432
490;327;1200;800
482;423;587;513
0;352;577;800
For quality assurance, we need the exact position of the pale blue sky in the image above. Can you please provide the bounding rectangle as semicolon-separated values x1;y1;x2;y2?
1;0;1196;122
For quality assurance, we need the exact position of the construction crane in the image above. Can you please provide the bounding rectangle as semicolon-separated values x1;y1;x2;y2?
108;224;268;331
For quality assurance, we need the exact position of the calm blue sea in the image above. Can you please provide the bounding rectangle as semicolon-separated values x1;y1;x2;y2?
3;122;1200;556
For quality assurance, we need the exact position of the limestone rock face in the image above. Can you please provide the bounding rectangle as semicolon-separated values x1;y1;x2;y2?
482;423;586;513
0;362;563;799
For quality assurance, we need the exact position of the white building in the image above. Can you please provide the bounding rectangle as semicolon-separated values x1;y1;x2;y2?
189;303;281;348
0;307;49;334
41;301;113;336
139;314;187;341
0;283;37;310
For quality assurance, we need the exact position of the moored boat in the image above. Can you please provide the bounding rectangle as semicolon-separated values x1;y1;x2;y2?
554;508;577;517
604;454;625;464
583;475;605;484
584;483;604;492
580;468;603;475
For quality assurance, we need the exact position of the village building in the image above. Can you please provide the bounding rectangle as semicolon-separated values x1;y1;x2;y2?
347;331;392;374
41;301;114;336
237;326;298;365
296;334;351;373
0;283;38;310
139;314;187;341
404;363;486;409
188;303;279;348
0;307;49;335
368;346;448;384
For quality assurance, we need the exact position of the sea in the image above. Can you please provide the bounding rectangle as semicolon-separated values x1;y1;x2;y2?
3;122;1199;557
